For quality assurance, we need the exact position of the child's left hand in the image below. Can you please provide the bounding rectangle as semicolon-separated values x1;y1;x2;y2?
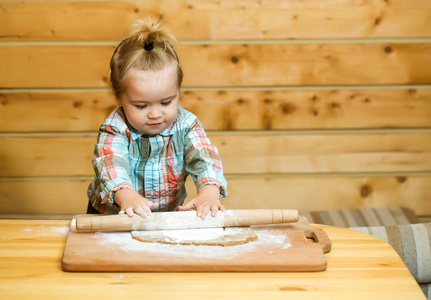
178;185;225;218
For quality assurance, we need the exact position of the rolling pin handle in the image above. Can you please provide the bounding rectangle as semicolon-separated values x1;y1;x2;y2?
76;216;101;231
76;217;89;231
281;209;299;223
271;209;299;224
272;209;283;223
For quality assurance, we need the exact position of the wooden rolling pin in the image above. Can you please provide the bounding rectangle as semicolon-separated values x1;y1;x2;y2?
75;209;299;232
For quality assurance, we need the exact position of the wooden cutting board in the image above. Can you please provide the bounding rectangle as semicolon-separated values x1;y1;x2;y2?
62;215;331;272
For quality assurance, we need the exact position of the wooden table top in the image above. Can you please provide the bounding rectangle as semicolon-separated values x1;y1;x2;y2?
0;219;425;299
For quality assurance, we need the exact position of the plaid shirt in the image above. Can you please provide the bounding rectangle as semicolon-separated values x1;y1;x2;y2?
87;105;228;213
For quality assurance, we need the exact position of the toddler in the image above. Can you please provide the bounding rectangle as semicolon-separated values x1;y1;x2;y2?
87;18;228;219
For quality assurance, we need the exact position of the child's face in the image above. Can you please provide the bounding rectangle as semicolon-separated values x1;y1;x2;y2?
118;63;180;135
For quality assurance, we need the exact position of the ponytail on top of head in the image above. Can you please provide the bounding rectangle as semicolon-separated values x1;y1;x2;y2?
110;17;183;99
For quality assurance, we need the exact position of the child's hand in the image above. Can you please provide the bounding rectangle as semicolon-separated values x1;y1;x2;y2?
114;188;158;218
178;185;225;218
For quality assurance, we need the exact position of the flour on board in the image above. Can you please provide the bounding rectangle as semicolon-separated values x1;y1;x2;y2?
95;227;291;259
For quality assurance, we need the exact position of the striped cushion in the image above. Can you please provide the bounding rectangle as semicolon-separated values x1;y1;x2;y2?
350;223;431;284
421;284;430;300
300;207;419;227
351;223;431;299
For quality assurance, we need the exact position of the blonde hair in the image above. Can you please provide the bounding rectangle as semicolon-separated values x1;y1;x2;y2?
110;18;183;98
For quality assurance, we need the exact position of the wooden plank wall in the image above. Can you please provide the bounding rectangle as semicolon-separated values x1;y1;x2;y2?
1;0;431;219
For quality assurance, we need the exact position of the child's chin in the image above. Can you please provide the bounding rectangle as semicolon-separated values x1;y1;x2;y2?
142;126;165;135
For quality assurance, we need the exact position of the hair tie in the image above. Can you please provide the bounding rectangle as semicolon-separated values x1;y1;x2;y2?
144;40;154;51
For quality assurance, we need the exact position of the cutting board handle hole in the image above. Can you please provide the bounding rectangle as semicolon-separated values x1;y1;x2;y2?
305;231;319;243
304;229;332;253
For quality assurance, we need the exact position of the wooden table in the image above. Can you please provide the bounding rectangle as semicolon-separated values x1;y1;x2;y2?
0;219;425;299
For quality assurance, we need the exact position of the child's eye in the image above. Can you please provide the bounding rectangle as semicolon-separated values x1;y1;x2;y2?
135;105;147;109
161;101;172;106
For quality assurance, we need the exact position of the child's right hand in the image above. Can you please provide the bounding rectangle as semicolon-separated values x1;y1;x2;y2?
114;188;158;218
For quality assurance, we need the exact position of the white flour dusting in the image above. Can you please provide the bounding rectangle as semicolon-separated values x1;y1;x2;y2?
111;274;131;279
23;224;70;235
95;228;291;259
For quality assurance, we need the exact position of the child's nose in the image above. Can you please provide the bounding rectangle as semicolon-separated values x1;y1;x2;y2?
148;107;161;119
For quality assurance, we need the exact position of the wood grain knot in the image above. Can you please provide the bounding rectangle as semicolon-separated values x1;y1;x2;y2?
360;185;372;198
282;103;295;114
396;176;407;183
73;101;83;108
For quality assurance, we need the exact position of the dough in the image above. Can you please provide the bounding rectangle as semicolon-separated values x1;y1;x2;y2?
131;227;258;246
